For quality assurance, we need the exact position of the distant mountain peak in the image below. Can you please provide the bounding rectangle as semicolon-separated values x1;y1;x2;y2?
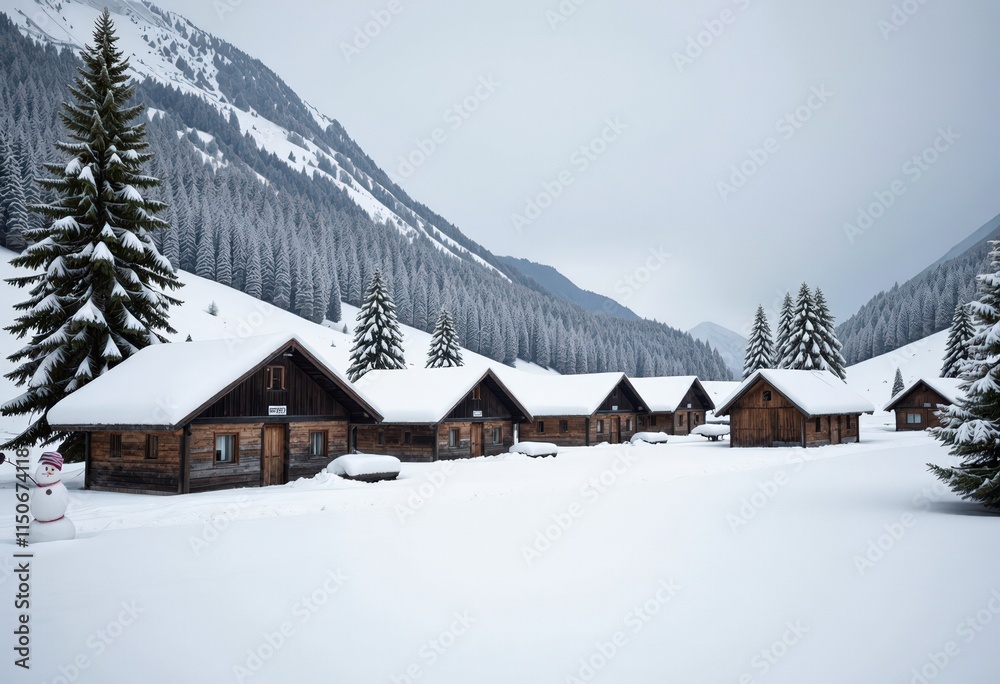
688;322;747;380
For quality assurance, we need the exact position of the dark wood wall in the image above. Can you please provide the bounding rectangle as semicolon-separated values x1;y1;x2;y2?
639;409;706;436
518;416;589;447
597;385;638;413
892;385;949;431
355;424;438;462
729;380;862;447
88;430;181;494
446;381;513;421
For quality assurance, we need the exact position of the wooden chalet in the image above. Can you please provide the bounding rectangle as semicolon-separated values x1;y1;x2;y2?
714;369;874;448
47;334;381;494
352;367;532;462
630;376;715;435
496;370;645;447
883;377;964;431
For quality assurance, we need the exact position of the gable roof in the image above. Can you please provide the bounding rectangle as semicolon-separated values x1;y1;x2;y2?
354;366;531;424
492;368;644;417
715;369;875;418
47;333;382;430
630;376;715;413
883;377;965;412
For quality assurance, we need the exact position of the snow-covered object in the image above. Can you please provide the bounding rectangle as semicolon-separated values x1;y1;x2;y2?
327;454;400;481
508;442;559;457
47;333;380;429
629;376;714;413
354;367;529;424
630;432;669;445
691;424;730;439
883;377;966;412
493;368;639;417
29;452;75;543
715;369;875;418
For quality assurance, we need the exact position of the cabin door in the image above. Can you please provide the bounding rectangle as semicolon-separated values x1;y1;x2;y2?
832;416;841;445
611;417;621;444
262;424;286;486
471;423;484;457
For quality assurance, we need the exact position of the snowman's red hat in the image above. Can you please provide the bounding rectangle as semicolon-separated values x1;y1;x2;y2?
39;452;63;470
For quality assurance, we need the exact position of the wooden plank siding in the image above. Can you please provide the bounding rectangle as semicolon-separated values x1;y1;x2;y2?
518;416;590;447
638;409;707;436
88;430;182;494
891;384;950;431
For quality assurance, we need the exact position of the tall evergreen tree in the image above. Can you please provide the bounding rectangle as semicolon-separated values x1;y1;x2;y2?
426;308;463;368
942;302;975;378
774;292;794;369
743;305;774;379
326;272;343;323
892;367;905;398
813;288;847;380
781;284;824;371
346;269;405;381
929;242;1000;510
1;10;181;450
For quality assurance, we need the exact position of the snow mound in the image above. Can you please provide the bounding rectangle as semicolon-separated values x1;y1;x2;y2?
327;454;401;481
691;424;730;439
508;442;559;457
630;432;669;445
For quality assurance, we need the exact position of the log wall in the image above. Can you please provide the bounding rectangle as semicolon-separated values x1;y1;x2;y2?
88;430;182;494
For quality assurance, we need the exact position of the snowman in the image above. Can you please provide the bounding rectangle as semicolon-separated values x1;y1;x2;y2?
28;452;75;543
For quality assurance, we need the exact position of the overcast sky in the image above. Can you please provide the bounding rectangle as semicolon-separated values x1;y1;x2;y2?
163;0;1000;335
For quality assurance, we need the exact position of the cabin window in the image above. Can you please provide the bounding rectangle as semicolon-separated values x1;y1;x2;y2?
110;433;123;459
693;415;700;426
215;434;237;463
537;421;545;434
815;417;822;432
763;391;772;402
309;431;327;458
377;429;384;446
846;415;852;429
907;413;922;425
449;428;459;447
266;365;286;391
596;419;604;434
145;435;159;460
404;431;411;445
492;427;502;444
923;402;932;408
560;420;569;433
649;416;657;426
679;414;685;426
471;386;481;401
625;418;632;432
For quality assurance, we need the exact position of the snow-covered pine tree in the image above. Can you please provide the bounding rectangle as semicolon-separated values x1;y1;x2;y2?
929;242;1000;510
774;293;794;369
813;288;847;380
426;308;463;368
942;302;975;378
346;269;406;381
892;368;905;398
781;284;824;371
2;9;181;451
743;305;774;379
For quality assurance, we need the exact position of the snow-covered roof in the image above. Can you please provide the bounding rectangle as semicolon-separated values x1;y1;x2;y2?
883;377;965;412
630;376;715;413
48;333;381;429
715;369;875;418
492;368;642;417
353;366;530;424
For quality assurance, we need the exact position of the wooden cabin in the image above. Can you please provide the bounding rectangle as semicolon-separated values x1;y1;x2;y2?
883;377;964;431
353;367;532;462
630;376;715;435
714;369;874;448
496;370;644;447
47;334;382;494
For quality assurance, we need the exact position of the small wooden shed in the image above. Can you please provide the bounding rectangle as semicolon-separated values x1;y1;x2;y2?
47;333;382;494
496;370;645;447
630;376;715;435
352;366;532;462
714;369;874;448
883;377;964;431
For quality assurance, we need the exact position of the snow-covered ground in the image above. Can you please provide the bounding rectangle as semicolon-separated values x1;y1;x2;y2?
2;428;996;683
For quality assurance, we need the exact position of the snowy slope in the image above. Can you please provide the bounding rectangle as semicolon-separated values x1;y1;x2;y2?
2;0;510;280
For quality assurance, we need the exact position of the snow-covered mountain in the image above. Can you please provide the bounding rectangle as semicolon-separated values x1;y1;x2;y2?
499;256;640;321
0;0;732;379
688;321;747;380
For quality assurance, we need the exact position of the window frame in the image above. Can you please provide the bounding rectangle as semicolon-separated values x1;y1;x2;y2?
266;365;286;391
145;434;159;460
492;426;502;445
215;433;239;465
596;419;604;434
763;391;772;402
907;413;922;425
448;428;459;448
815;417;822;432
403;431;412;445
560;420;569;434
537;421;545;434
110;433;123;459
308;430;328;459
377;429;384;447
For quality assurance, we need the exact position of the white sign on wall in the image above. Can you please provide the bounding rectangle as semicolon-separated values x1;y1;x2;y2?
268;406;287;416
473;410;483;418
